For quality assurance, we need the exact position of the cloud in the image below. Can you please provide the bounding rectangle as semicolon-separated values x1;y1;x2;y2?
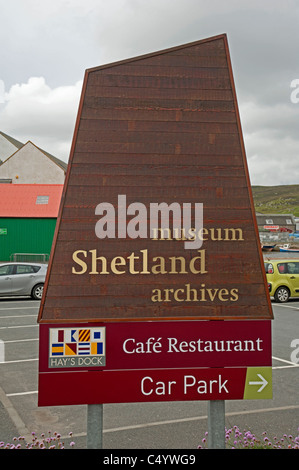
0;77;82;161
240;98;299;185
0;80;4;104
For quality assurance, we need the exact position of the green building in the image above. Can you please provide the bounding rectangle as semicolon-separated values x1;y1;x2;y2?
0;184;63;262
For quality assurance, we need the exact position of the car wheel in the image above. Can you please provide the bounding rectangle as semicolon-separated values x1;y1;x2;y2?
274;286;290;303
31;283;44;300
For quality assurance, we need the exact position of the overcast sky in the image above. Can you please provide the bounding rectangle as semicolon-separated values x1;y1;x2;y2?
0;0;298;186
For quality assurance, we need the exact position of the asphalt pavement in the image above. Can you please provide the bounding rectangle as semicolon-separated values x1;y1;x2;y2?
0;297;298;449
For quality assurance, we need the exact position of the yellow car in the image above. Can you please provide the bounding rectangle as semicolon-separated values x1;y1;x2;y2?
265;259;299;302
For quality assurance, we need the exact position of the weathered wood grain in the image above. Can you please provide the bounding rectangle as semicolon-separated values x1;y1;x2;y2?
38;34;273;323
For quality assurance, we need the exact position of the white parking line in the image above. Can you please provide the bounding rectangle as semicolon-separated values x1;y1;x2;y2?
7;390;38;397
272;356;299;368
3;338;38;343
276;304;299;310
0;306;39;310
0;314;37;319
0;324;38;330
273;365;299;369
101;405;299;434
273;356;297;365
2;358;38;364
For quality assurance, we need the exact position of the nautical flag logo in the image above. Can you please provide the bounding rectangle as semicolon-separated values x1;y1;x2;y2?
49;327;105;368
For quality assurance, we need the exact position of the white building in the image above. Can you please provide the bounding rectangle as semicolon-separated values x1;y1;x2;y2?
0;132;67;184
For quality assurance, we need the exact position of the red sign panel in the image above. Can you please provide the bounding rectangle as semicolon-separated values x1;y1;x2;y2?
39;320;271;372
38;320;272;405
263;225;279;231
38;366;272;406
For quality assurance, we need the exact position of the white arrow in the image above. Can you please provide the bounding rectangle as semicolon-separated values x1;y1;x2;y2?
249;374;268;392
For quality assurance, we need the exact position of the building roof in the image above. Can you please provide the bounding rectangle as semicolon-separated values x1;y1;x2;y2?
0;131;24;164
0;131;67;173
256;213;295;225
0;131;24;151
40;147;68;171
0;184;63;218
0;139;68;172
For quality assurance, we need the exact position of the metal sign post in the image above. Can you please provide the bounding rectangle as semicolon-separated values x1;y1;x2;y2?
87;400;227;449
87;404;103;449
208;400;226;449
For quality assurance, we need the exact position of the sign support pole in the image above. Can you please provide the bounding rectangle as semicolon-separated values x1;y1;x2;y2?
208;400;226;449
87;404;103;449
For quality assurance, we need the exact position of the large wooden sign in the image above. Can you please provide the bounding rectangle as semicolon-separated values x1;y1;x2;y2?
38;34;273;324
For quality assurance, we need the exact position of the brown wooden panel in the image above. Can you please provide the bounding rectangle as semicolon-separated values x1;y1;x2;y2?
70;162;244;176
78;119;238;134
88;65;231;80
62;184;250;201
85;86;233;101
39;304;270;323
83;95;236;112
72;153;242;166
81;108;236;123
131;55;228;68
87;75;232;91
73;139;240;156
75;130;240;145
38;34;273;323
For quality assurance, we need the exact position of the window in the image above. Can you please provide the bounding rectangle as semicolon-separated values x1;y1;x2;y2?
0;265;13;276
32;265;41;273
264;263;273;274
287;262;299;274
36;196;49;204
286;219;292;225
277;263;287;274
266;219;273;224
15;265;40;274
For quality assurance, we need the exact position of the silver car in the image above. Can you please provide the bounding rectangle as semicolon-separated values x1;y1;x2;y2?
0;262;48;300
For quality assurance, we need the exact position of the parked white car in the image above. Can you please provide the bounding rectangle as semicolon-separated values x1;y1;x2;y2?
0;262;47;300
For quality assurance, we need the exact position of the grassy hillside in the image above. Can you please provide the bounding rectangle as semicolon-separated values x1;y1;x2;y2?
252;185;299;217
